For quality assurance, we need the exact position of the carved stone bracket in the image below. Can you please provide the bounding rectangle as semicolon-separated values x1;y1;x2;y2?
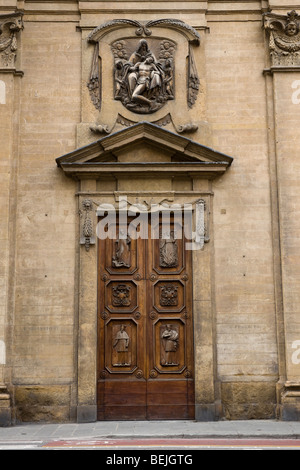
264;10;300;67
0;12;23;71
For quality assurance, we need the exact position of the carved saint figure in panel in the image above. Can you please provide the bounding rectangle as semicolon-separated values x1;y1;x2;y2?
112;284;131;307
112;229;131;268
161;324;179;366
159;230;178;268
112;38;175;114
113;324;130;366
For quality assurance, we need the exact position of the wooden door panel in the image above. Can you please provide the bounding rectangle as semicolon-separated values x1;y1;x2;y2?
152;318;187;373
153;280;185;313
98;381;147;420
147;380;194;419
97;214;194;420
147;216;194;382
97;217;147;420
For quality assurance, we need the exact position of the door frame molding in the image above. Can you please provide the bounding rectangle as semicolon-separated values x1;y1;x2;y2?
55;123;233;421
75;187;217;422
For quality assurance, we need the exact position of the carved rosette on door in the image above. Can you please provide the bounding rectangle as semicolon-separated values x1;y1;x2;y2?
97;215;194;420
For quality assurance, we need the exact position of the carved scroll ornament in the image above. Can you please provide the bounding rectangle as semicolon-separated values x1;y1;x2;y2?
264;10;300;66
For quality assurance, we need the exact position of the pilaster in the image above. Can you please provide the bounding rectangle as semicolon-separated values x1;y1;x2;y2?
264;8;300;419
0;10;23;425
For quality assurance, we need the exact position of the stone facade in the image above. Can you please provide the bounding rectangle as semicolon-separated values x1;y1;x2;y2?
1;0;300;424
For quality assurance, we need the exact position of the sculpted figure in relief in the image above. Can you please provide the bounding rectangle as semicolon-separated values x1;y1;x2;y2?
87;19;201;112
161;324;179;366
113;325;130;366
112;230;131;268
112;39;175;114
159;230;178;268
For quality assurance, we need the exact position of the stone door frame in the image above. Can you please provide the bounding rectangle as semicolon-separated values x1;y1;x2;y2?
76;188;216;422
55;122;233;422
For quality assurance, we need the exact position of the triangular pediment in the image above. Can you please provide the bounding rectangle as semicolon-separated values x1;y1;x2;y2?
56;122;233;178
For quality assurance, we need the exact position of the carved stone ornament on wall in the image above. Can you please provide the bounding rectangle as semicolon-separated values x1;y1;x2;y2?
80;199;95;251
87;18;200;115
264;10;300;66
112;38;176;114
0;12;23;69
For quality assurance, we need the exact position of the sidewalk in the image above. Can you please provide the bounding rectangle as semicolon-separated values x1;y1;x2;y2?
0;420;300;441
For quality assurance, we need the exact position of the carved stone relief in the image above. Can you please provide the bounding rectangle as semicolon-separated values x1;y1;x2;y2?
264;10;300;66
111;38;175;114
87;18;200;117
0;12;23;69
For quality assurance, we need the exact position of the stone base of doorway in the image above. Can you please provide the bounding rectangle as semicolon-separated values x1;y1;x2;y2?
0;386;12;426
195;403;222;421
77;405;219;422
77;405;97;423
279;381;300;421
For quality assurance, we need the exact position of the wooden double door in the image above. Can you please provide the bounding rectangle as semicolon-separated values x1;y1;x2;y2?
97;214;194;420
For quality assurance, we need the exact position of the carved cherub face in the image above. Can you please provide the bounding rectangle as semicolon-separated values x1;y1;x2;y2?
285;22;298;36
